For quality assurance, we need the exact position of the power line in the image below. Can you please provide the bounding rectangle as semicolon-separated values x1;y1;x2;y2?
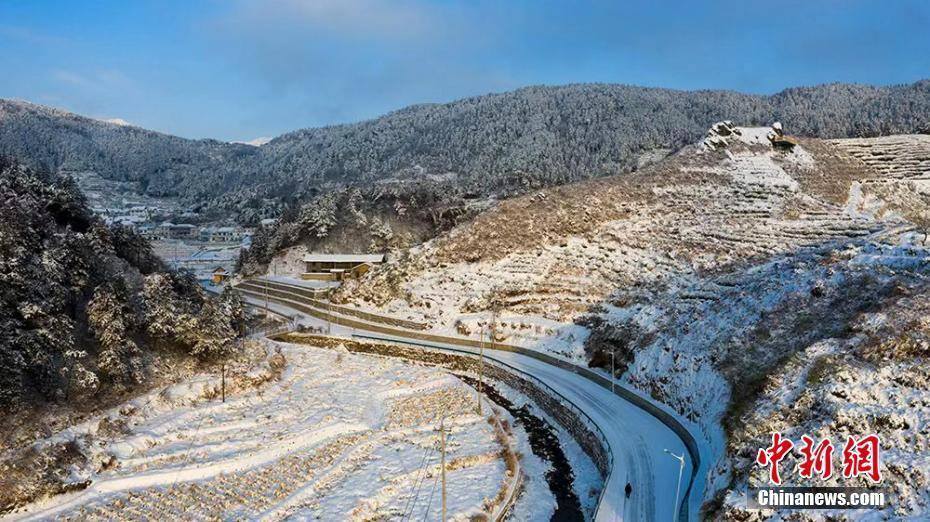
404;447;437;522
401;436;438;521
422;465;441;521
423;428;455;522
404;415;456;521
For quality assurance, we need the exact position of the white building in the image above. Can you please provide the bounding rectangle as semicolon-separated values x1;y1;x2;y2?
200;226;244;243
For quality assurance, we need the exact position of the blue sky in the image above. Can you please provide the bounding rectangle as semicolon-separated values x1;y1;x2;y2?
1;0;928;142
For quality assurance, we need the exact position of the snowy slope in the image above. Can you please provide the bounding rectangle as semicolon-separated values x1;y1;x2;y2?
7;342;532;521
330;124;930;517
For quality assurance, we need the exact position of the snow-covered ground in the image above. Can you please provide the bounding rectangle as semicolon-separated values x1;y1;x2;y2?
721;287;930;520
7;342;537;521
235;291;703;521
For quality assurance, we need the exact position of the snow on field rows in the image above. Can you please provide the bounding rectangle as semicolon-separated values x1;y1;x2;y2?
9;343;538;521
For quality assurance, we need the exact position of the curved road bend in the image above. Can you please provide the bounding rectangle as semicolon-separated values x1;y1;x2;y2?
240;292;708;522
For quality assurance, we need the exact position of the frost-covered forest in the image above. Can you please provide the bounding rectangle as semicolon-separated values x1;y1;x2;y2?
237;181;487;273
8;81;930;272
0;158;245;415
3;81;930;223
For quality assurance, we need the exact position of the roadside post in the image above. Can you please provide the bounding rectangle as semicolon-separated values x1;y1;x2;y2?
664;449;685;521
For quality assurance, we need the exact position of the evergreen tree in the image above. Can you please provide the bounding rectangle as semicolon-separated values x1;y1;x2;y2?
219;287;247;337
186;300;236;358
87;284;143;386
141;273;181;348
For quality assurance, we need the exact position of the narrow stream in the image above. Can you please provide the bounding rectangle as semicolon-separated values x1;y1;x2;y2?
457;375;585;521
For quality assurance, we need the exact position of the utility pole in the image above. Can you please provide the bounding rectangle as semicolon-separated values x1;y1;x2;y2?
611;350;615;394
478;327;485;416
479;290;502;416
490;313;498;349
664;449;685;522
326;299;332;335
435;417;449;522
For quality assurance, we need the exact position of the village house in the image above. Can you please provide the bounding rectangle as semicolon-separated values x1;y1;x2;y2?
159;222;198;240
211;266;229;284
138;223;164;240
199;226;243;243
302;253;385;281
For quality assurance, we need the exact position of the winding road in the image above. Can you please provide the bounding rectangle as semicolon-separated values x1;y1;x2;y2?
237;278;710;522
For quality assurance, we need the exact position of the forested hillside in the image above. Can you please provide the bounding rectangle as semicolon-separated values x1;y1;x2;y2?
0;158;244;416
0;100;256;197
3;81;929;219
4;81;930;272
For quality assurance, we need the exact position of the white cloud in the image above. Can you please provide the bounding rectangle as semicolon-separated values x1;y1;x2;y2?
51;69;134;91
206;0;514;130
0;24;69;46
51;70;92;88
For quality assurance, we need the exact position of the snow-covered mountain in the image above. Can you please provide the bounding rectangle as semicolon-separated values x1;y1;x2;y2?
234;136;271;147
325;124;930;519
3;80;930;228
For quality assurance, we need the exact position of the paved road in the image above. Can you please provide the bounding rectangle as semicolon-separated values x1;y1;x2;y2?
241;290;709;522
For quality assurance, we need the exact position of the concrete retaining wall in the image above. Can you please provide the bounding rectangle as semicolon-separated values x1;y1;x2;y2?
240;280;428;330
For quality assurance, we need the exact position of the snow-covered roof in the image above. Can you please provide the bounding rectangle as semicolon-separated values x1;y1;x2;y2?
303;253;385;263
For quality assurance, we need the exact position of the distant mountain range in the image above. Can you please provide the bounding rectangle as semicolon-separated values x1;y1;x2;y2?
2;81;929;224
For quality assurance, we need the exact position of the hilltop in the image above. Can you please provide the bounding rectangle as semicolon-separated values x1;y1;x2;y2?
0;99;256;198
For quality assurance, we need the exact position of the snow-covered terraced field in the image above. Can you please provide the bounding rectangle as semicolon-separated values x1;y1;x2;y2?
8;343;529;521
332;127;901;361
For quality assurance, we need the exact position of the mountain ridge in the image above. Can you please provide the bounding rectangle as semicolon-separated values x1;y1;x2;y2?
2;81;929;238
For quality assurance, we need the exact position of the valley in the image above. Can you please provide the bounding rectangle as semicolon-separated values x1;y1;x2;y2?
2;80;930;522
